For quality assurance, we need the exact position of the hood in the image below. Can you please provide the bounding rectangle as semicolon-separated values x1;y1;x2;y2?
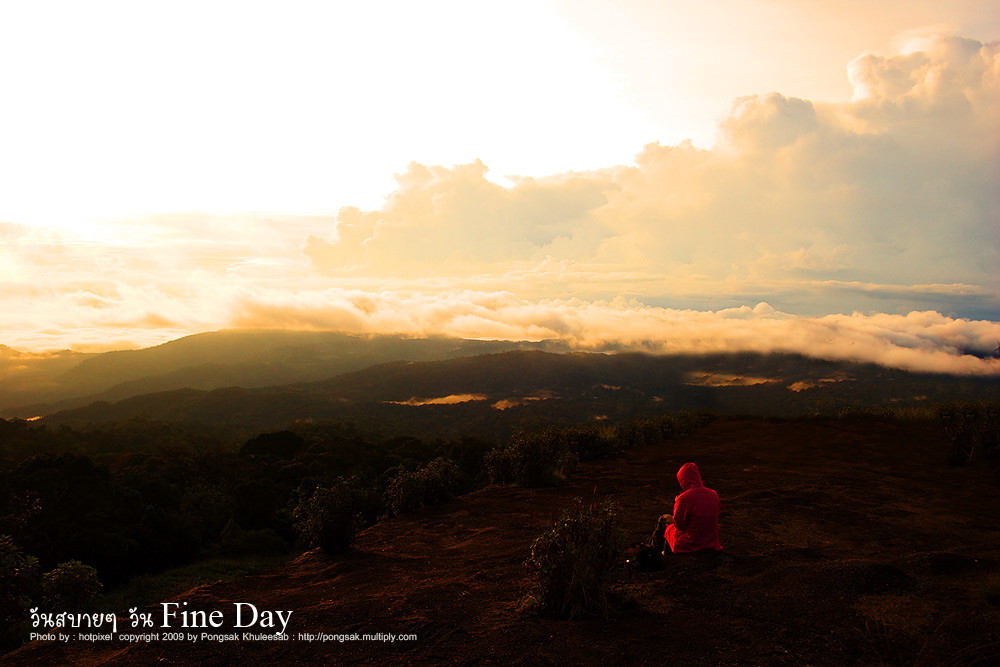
677;462;705;491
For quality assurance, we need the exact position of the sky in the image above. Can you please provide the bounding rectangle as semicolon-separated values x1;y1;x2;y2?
1;0;998;374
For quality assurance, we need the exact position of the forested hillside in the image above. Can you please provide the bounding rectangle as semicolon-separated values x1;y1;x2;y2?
31;350;1000;441
1;330;564;416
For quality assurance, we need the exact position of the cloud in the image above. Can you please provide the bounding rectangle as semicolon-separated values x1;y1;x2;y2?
3;229;997;374
223;287;1000;375
0;217;324;351
300;35;998;318
304;160;612;273
1;35;997;375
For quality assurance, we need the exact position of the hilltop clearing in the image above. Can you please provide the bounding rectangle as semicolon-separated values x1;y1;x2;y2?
6;418;1000;666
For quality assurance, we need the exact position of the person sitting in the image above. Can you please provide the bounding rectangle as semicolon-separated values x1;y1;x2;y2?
659;462;722;554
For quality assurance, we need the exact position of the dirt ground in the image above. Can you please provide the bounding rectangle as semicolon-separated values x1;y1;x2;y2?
7;417;1000;666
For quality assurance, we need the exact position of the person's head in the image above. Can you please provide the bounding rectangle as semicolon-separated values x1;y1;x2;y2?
677;462;704;491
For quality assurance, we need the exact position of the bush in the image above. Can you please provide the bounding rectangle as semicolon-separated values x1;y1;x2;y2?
0;535;38;650
485;431;578;487
420;457;462;505
554;425;616;460
485;412;713;487
939;401;1000;464
657;410;715;440
384;457;462;516
41;560;102;612
576;412;716;456
836;404;939;421
523;499;627;619
292;478;366;552
383;468;425;516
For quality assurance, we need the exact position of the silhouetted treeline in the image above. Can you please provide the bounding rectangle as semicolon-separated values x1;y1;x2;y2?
0;417;494;589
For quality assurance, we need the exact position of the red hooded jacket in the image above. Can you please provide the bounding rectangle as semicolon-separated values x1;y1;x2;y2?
665;462;722;553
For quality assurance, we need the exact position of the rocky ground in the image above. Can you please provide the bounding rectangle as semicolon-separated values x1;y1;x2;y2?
7;417;1000;666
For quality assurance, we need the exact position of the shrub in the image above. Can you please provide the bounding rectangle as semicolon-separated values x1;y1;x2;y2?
485;412;713;487
607;411;713;451
837;404;939;421
485;431;578;487
556;425;616;460
523;499;627;619
419;457;462;505
939;401;1000;464
0;535;38;650
384;457;462;516
384;468;425;516
483;444;517;484
41;560;102;612
292;478;366;552
662;410;715;437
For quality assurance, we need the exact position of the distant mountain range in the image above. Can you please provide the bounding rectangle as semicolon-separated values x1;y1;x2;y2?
1;330;565;418
6;330;996;441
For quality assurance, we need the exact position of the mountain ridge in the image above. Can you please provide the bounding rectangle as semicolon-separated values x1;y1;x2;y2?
1;330;565;417
29;349;1000;441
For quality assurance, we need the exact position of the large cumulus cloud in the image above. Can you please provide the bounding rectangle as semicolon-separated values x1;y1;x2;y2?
304;36;999;318
304;160;613;272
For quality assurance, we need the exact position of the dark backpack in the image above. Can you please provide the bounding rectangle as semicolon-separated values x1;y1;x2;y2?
625;542;663;572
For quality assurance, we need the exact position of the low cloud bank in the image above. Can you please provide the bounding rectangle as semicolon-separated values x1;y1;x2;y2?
230;289;999;376
1;278;996;374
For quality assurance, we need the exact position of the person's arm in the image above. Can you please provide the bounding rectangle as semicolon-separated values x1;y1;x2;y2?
673;495;690;532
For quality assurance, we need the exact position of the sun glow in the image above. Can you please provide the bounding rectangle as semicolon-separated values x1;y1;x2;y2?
0;0;661;231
